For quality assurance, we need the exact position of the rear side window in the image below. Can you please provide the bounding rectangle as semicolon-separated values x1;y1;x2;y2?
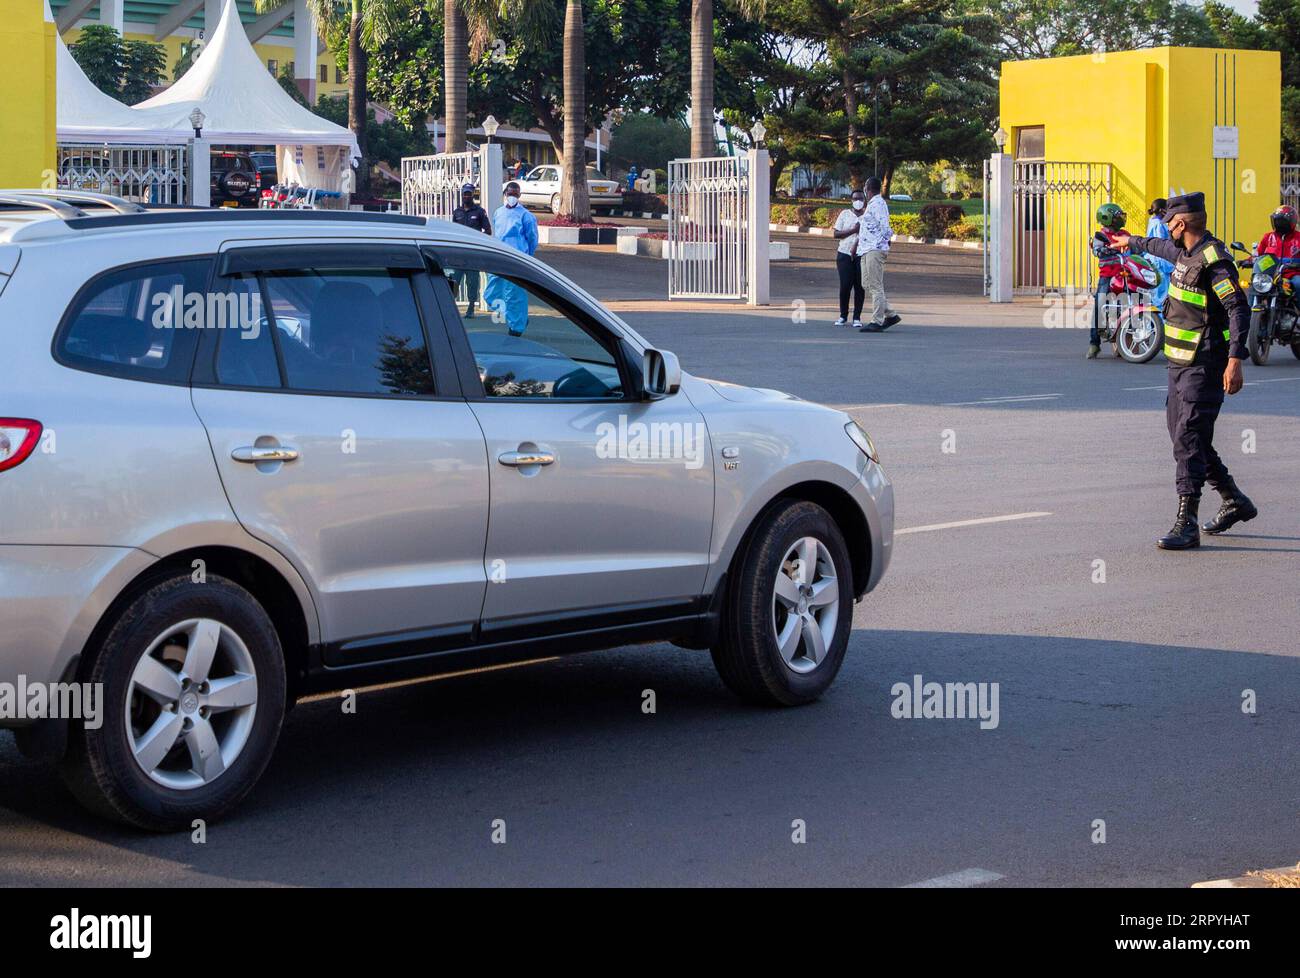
56;258;211;384
215;267;436;397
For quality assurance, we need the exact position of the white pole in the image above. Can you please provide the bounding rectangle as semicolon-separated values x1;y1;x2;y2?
747;147;770;306
190;138;211;207
988;152;1014;303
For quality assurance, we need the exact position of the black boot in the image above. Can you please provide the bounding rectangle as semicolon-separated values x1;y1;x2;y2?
1202;479;1258;535
1157;495;1201;550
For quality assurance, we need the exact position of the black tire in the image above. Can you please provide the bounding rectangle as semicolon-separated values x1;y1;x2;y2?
711;500;855;706
550;193;561;215
1291;339;1300;360
60;574;286;831
1116;311;1161;363
1248;308;1272;365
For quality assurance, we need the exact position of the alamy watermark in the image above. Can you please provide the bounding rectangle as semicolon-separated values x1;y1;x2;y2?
150;287;262;340
595;416;707;470
891;674;1000;730
0;675;102;729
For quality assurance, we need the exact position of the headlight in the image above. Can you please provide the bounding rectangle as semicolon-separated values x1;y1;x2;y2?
1252;272;1273;293
844;420;878;463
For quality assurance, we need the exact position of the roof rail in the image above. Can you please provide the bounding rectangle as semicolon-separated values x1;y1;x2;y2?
62;208;428;231
0;193;88;219
0;189;147;216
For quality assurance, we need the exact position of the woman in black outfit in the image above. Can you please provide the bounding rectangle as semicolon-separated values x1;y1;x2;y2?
832;189;867;326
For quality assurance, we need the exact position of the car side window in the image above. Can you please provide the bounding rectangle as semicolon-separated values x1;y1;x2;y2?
215;266;436;397
56;257;211;384
435;252;623;399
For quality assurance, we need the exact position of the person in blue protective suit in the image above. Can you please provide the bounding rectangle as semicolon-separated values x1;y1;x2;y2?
483;181;539;336
1145;198;1173;308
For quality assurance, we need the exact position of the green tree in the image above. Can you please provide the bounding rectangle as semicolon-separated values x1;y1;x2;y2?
980;0;1216;60
120;39;167;104
314;94;433;169
70;25;166;104
609;113;691;173
256;0;408;193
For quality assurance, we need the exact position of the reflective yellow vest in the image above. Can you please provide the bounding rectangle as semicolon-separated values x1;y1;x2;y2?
1163;238;1233;365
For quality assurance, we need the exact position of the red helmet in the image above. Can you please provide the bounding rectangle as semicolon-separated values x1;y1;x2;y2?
1271;205;1297;235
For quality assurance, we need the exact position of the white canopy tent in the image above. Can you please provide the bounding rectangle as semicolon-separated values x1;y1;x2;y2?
55;0;358;193
134;0;359;188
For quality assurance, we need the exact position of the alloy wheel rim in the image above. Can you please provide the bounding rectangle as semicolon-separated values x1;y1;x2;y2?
771;536;840;674
124;618;258;790
1121;317;1158;357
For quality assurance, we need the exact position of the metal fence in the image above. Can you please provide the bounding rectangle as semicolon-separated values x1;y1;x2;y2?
401;151;478;221
1282;164;1300;213
1012;161;1113;294
57;143;188;204
667;155;749;299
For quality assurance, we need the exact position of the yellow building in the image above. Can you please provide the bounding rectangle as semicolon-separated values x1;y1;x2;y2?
999;47;1281;291
0;3;57;187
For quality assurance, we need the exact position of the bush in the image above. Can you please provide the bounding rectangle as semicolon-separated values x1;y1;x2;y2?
890;213;923;238
770;203;840;228
947;220;981;241
917;203;965;239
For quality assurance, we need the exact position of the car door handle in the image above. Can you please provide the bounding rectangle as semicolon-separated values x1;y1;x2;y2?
231;446;300;463
498;450;554;467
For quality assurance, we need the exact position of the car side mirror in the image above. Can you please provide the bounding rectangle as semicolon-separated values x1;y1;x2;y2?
642;348;681;399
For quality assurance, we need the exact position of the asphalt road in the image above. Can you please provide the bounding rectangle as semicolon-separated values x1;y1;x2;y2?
2;235;1297;887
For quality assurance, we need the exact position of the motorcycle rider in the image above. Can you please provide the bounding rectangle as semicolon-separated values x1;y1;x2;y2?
1111;191;1257;549
1089;202;1128;358
1256;203;1300;265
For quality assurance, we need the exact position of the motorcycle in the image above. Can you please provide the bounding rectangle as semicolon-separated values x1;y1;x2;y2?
1230;240;1300;364
1096;249;1164;363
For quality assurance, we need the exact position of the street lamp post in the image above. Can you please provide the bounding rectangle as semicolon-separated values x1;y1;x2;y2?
189;107;206;139
482;114;499;145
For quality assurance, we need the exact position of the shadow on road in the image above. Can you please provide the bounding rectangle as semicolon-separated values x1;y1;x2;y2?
1;628;1295;886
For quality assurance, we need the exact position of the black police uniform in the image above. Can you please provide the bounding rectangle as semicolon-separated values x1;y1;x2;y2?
450;201;492;314
1128;191;1256;549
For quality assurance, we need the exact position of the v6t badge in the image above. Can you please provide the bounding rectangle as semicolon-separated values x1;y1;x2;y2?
721;446;740;470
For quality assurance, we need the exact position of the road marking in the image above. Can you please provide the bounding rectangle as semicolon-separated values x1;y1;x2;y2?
942;394;1062;406
831;403;909;410
897;512;1052;535
903;868;1006;888
1123;384;1167;391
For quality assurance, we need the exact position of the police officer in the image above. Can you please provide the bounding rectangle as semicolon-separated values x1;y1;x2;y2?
451;182;492;316
1112;192;1258;549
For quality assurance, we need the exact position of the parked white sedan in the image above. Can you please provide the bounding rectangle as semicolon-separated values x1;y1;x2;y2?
509;165;624;214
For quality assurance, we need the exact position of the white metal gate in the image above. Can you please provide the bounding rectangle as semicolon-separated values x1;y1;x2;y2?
1282;164;1300;212
667;155;749;299
57;143;188;204
1012;161;1112;294
401;151;478;221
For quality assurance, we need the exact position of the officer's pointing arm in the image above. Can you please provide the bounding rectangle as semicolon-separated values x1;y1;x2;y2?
1126;234;1181;263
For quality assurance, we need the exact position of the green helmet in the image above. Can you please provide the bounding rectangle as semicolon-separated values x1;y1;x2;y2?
1096;202;1126;231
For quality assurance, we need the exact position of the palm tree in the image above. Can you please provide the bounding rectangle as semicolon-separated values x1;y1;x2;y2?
442;0;467;153
690;0;715;158
456;0;587;220
255;0;403;193
557;0;589;220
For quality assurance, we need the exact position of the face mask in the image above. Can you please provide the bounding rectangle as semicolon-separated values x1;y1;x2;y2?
852;200;865;211
505;196;519;208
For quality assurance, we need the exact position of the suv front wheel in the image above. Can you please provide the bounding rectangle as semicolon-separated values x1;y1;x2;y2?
711;500;855;706
61;575;286;831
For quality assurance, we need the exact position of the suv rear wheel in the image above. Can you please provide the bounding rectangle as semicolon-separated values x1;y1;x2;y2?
61;575;286;831
711;500;854;706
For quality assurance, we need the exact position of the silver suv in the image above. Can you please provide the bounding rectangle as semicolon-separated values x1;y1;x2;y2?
0;190;893;830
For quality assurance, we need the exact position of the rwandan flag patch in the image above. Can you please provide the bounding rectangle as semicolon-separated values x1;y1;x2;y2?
1212;278;1236;301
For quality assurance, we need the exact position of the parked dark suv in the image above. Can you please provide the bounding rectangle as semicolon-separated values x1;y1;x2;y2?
210;151;260;208
248;151;279;192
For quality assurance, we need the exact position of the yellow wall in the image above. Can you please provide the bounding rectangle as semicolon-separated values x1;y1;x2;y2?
0;5;57;187
1000;47;1281;285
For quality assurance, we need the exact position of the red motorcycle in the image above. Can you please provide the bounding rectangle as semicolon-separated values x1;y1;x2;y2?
1096;249;1163;363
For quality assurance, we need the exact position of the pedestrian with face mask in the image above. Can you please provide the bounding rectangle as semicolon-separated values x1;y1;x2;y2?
483;181;539;336
833;190;867;326
450;182;491;316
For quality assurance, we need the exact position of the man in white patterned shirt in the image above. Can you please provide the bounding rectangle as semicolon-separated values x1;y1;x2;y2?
856;177;901;332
